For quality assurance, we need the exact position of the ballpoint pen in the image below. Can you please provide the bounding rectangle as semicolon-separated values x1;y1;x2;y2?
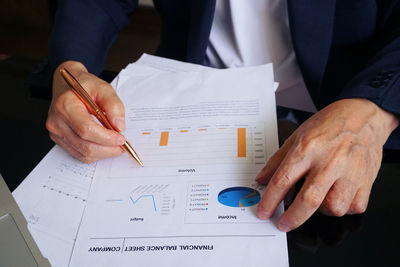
59;68;144;167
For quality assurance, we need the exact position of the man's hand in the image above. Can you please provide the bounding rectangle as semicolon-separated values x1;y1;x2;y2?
256;98;399;232
46;61;126;163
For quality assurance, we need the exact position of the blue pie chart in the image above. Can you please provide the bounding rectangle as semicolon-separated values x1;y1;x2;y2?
218;187;261;208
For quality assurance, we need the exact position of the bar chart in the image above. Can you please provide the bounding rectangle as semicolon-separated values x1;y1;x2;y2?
115;124;267;169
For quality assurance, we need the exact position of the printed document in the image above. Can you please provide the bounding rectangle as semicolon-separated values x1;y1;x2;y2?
13;146;95;266
69;55;288;266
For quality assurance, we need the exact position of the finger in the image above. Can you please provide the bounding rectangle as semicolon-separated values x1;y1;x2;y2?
347;147;380;215
60;97;126;147
65;130;124;162
256;148;311;220
347;187;371;215
49;118;124;162
256;134;296;184
50;133;93;163
346;156;375;215
277;171;335;232
319;147;365;216
318;177;358;216
94;82;126;132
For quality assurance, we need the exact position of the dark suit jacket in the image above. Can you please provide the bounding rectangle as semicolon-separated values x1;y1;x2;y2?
30;0;400;148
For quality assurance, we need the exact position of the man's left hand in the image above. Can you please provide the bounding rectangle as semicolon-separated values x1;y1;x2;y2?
256;98;399;232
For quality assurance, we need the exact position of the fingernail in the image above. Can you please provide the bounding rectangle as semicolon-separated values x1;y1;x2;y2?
257;206;272;220
278;221;291;232
255;172;263;182
115;118;126;132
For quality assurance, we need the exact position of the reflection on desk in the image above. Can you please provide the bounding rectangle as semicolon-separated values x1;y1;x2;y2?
288;163;400;267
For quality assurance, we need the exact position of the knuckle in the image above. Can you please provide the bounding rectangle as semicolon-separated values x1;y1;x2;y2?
75;124;92;140
327;201;347;217
45;118;57;134
271;174;291;190
53;97;67;115
297;134;318;152
282;137;292;147
301;190;323;209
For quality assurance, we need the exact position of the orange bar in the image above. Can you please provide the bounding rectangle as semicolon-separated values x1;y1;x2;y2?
238;128;246;157
199;129;208;131
160;132;169;146
180;130;189;133
142;132;151;135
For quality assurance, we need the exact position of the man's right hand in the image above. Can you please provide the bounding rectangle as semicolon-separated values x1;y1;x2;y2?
46;61;127;163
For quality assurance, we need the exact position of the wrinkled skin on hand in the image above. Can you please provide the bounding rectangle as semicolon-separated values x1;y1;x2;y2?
46;61;126;163
256;98;399;232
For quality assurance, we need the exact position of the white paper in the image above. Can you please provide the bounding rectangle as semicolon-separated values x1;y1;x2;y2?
69;57;288;267
13;146;95;267
117;54;279;93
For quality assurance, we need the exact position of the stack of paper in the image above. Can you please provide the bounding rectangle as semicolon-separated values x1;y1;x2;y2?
14;55;288;267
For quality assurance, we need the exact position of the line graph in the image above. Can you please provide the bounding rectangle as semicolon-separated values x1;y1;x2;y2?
102;183;179;226
128;184;172;215
129;194;157;211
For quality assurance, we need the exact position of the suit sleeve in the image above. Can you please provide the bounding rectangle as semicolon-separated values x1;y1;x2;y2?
338;2;400;149
28;0;138;98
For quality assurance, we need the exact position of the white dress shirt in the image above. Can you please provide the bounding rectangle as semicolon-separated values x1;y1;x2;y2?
206;0;317;112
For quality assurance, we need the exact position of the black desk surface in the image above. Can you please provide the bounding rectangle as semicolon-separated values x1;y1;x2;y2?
1;56;399;267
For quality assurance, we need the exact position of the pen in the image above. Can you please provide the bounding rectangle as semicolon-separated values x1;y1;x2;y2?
59;68;144;167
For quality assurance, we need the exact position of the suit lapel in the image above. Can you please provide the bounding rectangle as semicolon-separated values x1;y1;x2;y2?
287;0;336;104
